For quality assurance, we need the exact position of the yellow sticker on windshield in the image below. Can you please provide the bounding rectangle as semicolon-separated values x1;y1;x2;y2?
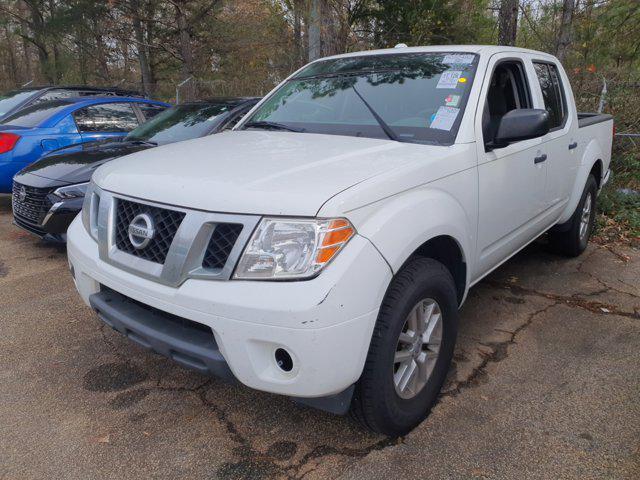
458;77;467;83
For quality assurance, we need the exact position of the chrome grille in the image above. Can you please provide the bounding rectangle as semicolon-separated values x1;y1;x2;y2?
94;187;260;286
12;181;52;225
115;199;186;264
202;224;243;270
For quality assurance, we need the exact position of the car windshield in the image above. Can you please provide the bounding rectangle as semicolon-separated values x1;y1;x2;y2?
125;103;234;145
0;89;39;117
243;52;479;145
0;99;72;127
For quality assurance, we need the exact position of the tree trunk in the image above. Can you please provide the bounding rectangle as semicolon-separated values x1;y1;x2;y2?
293;0;304;66
24;0;53;83
132;9;154;96
174;1;194;80
555;0;575;63
498;0;518;46
308;0;321;61
17;1;33;82
4;26;19;85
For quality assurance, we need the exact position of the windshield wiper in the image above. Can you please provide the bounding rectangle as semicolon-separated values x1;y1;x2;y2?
351;85;400;142
243;121;304;133
125;139;158;146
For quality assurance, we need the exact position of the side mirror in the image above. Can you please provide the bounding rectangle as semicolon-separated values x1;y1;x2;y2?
492;109;550;148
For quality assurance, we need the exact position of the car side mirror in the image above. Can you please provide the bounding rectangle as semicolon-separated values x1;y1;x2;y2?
491;109;550;149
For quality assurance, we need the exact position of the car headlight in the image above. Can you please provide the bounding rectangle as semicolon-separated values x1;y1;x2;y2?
81;182;99;240
54;182;89;199
234;217;355;280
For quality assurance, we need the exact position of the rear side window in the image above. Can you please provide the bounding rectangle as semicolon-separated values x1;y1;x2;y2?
138;103;167;120
533;62;567;129
74;103;139;133
1;100;72;127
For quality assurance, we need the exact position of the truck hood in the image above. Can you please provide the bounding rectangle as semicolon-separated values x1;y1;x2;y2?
93;131;424;216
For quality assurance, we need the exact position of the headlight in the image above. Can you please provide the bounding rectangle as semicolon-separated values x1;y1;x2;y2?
234;217;355;280
81;182;99;240
54;182;89;199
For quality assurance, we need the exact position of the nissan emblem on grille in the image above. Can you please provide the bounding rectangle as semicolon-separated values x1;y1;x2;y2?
128;213;156;249
18;186;27;202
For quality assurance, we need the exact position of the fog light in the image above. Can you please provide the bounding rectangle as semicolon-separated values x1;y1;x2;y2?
275;348;293;372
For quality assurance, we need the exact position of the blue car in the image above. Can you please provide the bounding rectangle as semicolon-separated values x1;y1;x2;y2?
0;96;169;192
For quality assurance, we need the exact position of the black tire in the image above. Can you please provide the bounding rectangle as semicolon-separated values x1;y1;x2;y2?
350;257;458;437
549;174;597;257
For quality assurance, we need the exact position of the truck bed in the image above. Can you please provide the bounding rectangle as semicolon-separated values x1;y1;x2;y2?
578;112;614;128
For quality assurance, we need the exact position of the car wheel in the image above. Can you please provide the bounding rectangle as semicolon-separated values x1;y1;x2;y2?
350;257;458;437
549;174;597;257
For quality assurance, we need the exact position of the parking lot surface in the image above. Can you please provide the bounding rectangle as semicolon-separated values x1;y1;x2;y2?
1;196;638;480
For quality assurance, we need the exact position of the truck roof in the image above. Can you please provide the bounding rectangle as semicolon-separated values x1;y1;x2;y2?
320;45;557;62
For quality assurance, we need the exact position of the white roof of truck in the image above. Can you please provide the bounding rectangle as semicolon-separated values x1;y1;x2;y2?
320;45;557;61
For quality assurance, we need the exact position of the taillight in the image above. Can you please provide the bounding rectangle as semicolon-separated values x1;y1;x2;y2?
0;132;20;154
612;122;616;137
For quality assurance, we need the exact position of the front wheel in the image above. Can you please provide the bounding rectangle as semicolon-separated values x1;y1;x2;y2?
350;257;458;437
549;174;598;257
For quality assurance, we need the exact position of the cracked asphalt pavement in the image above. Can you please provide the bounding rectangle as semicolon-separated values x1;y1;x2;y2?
1;195;639;479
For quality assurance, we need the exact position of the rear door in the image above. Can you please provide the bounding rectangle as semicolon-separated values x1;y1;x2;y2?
473;53;547;278
529;58;579;213
73;102;141;143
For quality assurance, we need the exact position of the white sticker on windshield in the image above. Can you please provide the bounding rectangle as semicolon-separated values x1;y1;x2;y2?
442;54;475;65
430;106;460;131
437;70;462;89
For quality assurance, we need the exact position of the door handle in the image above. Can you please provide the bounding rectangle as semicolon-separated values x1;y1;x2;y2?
534;154;547;164
568;141;578;150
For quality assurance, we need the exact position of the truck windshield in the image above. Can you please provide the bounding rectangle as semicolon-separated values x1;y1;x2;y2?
243;52;478;145
125;103;233;145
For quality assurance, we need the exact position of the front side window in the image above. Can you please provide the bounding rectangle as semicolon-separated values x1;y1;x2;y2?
482;61;532;145
74;103;139;133
243;52;479;145
533;62;567;129
125;103;234;144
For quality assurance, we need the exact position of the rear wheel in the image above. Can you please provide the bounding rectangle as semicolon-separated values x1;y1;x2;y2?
549;174;597;257
350;257;458;437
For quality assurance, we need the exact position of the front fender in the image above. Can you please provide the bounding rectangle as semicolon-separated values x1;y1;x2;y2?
342;178;476;289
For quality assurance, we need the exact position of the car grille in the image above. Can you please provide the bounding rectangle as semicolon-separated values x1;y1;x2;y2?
12;181;53;225
202;223;243;270
115;199;186;264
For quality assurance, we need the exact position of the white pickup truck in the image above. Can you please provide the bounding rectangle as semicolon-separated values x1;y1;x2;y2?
67;45;613;436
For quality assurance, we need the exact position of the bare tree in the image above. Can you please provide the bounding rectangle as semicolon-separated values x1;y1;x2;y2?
556;0;576;62
498;0;518;46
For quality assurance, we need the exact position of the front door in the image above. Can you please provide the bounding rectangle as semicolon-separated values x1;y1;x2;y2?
474;54;547;279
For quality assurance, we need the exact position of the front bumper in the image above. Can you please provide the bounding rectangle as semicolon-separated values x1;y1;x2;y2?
67;216;392;404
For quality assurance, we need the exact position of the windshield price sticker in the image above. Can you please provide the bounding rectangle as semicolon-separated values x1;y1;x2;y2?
442;54;475;65
437;70;462;89
430;106;460;131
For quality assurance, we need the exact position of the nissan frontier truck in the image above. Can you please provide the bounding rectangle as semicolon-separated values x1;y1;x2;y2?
67;45;613;436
